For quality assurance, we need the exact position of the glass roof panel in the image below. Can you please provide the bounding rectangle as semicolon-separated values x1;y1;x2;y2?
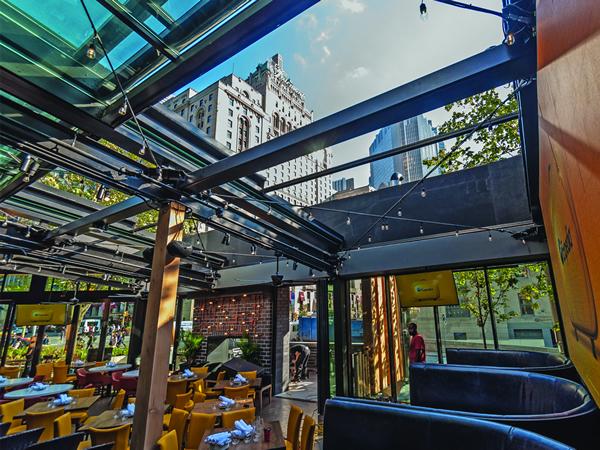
0;0;258;118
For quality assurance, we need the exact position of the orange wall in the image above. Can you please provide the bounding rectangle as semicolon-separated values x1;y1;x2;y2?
537;0;600;403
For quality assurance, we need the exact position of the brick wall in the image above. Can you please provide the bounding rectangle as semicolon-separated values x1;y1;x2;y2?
193;290;273;369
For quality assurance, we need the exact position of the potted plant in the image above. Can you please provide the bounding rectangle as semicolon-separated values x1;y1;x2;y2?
238;332;260;365
179;331;204;366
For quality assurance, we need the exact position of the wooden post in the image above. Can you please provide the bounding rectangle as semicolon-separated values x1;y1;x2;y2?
29;325;46;377
65;304;81;365
131;202;185;450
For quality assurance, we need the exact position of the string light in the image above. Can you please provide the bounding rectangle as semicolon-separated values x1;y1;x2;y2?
397;208;402;217
25;226;31;238
368;235;372;243
346;216;351;226
488;232;493;242
522;239;527;245
118;103;128;116
419;1;428;20
455;230;459;237
309;268;314;277
250;244;256;255
421;188;427;198
86;42;96;59
505;32;516;46
139;143;146;156
293;261;298;271
419;223;424;235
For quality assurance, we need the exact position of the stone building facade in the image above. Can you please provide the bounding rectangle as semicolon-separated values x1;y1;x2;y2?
163;54;333;206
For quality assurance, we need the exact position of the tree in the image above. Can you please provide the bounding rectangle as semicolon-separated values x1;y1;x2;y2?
454;263;555;347
424;87;520;173
179;331;204;366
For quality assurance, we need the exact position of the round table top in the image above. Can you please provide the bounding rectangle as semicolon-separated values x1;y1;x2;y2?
4;383;74;399
0;377;33;389
88;363;132;373
121;369;139;378
70;361;96;369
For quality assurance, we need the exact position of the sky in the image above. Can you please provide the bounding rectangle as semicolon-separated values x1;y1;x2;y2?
180;0;505;187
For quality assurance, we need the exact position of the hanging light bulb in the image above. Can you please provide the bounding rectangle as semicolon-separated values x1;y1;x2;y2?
368;235;372;243
232;258;236;264
397;208;402;217
61;265;67;274
522;238;527;245
118;103;128;116
455;230;459;237
37;266;42;273
286;260;289;267
86;42;96;59
223;201;229;210
267;205;272;215
421;188;427;198
250;244;256;255
25;226;31;238
139;142;146;156
505;32;516;46
419;1;428;20
419;224;424;234
381;223;386;231
488;232;493;242
20;154;33;173
309;268;314;277
96;184;108;202
346;216;351;226
293;261;298;270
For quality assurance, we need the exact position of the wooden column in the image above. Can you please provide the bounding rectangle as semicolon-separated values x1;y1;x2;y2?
131;202;185;450
64;304;81;365
97;299;111;361
29;325;46;377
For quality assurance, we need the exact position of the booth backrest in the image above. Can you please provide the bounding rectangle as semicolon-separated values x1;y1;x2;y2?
409;364;590;416
446;348;567;368
323;398;573;450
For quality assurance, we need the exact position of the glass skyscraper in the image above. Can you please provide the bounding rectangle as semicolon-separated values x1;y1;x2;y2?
369;115;441;189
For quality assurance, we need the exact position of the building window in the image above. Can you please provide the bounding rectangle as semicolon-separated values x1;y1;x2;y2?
519;293;535;315
208;104;212;112
453;332;468;340
513;329;543;339
206;126;211;134
226;142;231;149
207;115;212;123
229;97;234;106
445;305;470;318
229;109;233;117
208;93;213;101
255;125;260;134
227;130;232;138
238;116;250;151
273;113;279;130
228;119;233;128
255;135;260;144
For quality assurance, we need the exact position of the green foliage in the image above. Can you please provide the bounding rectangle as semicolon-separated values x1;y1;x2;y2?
7;345;27;361
424;88;520;173
454;263;554;333
111;346;128;357
238;332;260;365
40;345;65;361
179;331;204;364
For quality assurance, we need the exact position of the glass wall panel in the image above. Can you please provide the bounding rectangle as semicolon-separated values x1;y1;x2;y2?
488;262;561;353
327;283;336;397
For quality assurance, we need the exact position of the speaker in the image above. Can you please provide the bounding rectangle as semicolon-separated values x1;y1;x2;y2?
167;241;193;258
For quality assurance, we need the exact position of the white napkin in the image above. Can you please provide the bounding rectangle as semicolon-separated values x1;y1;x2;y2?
106;361;116;368
53;393;73;406
231;419;254;439
234;374;247;384
218;396;236;407
205;431;232;446
120;402;135;417
0;375;6;383
74;359;84;365
30;382;48;391
183;368;194;378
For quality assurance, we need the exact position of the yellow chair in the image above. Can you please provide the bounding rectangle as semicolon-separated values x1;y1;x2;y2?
68;387;95;423
53;364;77;384
0;398;27;434
284;405;303;450
174;390;193;411
68;387;95;398
299;415;316;450
238;371;257;379
191;379;204;394
221;407;255;428
26;407;65;442
166;379;188;407
54;412;92;449
204;371;226;399
89;423;131;450
0;366;20;378
163;408;188;448
184;413;216;450
157;430;178;450
223;385;249;400
112;389;126;410
192;391;206;403
35;362;53;381
190;366;208;376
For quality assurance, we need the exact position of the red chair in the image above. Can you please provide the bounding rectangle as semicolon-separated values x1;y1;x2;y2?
119;376;137;398
111;371;123;392
76;368;89;388
87;371;112;396
32;375;45;383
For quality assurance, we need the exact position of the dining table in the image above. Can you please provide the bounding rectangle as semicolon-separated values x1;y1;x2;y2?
167;372;206;383
197;421;285;450
192;398;254;416
70;361;97;369
121;369;139;378
3;383;74;400
78;409;134;431
212;377;262;390
14;395;100;418
0;377;33;390
88;363;132;373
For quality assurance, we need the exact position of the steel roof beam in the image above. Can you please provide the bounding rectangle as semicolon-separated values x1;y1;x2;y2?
182;42;536;192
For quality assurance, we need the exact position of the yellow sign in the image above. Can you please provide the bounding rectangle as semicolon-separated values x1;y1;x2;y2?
395;270;459;308
16;304;68;326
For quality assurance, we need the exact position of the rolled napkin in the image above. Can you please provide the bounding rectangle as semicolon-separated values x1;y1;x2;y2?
231;419;254;439
106;361;116;368
53;393;73;406
74;359;84;365
233;374;247;384
0;375;6;383
30;382;48;391
120;402;135;418
218;395;236;408
205;431;232;446
182;368;194;378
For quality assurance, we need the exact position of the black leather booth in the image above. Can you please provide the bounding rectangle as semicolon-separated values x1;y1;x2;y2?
446;348;578;381
408;364;598;449
323;398;573;450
